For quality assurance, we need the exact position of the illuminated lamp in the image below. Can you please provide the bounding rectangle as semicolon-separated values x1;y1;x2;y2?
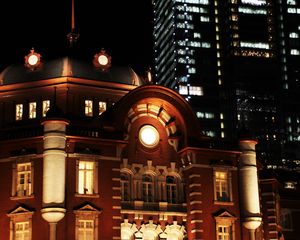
24;48;41;70
139;125;160;148
93;48;111;71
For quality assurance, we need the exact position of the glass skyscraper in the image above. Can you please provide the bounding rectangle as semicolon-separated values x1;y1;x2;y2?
153;0;300;169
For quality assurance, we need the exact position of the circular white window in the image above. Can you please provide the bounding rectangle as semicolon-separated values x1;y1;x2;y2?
98;55;109;66
28;54;39;66
139;125;159;148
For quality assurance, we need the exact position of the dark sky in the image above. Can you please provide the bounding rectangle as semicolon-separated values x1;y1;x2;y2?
0;0;153;75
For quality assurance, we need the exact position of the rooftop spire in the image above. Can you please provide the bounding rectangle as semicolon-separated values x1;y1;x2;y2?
67;0;79;47
71;0;75;31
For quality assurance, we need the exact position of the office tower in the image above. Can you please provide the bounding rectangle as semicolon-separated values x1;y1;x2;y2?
153;0;300;169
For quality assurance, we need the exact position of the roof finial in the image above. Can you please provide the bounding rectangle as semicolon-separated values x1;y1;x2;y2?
67;0;79;47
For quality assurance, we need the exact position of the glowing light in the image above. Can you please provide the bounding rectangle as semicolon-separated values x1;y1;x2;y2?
139;125;159;148
28;55;39;66
98;55;109;65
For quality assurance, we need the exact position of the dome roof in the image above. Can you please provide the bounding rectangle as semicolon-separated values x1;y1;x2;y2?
0;56;143;86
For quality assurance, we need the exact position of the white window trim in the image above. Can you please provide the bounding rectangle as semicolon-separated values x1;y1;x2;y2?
215;211;237;240
74;204;101;240
7;206;34;240
11;160;34;200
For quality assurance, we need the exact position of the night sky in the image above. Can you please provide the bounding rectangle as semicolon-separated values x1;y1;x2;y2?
0;0;153;75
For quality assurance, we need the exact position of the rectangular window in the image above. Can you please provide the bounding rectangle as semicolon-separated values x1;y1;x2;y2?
15;221;30;240
16;104;23;121
29;102;37;119
179;85;188;95
85;100;93;117
16;163;32;197
42;100;50;117
78;161;95;195
217;225;232;240
98;101;107;115
214;171;231;202
78;220;94;240
189;86;203;96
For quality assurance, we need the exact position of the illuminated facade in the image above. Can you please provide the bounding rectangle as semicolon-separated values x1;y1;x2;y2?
153;0;300;169
1;48;299;239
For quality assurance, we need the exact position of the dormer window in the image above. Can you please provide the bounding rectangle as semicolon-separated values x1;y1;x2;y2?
29;102;37;119
85;100;93;117
285;181;296;189
24;48;41;70
42;100;50;117
15;104;23;121
93;49;111;71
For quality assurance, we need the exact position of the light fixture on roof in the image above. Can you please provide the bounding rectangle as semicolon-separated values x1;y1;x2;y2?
93;49;111;71
24;48;41;70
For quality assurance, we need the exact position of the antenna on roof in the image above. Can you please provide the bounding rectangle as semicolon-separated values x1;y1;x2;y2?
67;0;80;47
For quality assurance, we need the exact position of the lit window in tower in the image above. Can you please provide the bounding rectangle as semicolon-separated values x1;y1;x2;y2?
85;100;93;117
202;42;211;48
188;68;196;74
188;41;201;47
289;32;299;38
29;102;36;119
188;58;195;64
189;86;203;96
194;32;201;38
238;7;267;14
42;100;50;117
287;8;300;14
178;49;186;55
179;85;188;95
186;6;200;13
240;42;269;49
200;16;210;22
287;0;296;5
98;101;107;115
15;104;23;121
290;49;300;55
241;0;266;5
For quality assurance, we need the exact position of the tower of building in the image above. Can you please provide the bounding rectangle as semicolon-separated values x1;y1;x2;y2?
153;0;300;169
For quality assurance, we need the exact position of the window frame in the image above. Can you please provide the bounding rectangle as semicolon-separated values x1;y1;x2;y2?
76;159;99;198
214;211;236;240
74;204;101;240
121;172;131;202
213;168;233;204
7;206;33;240
85;100;93;117
142;174;154;203
15;103;24;121
11;160;34;200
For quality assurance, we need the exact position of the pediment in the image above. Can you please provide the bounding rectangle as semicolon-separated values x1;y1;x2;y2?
7;206;33;217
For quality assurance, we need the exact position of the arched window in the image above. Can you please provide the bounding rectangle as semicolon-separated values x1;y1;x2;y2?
166;176;177;204
121;173;131;201
142;174;154;202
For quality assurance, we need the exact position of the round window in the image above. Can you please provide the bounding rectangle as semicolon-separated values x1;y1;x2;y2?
139;125;159;148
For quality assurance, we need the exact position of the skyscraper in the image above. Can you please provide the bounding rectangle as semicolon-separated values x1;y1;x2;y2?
153;0;300;169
